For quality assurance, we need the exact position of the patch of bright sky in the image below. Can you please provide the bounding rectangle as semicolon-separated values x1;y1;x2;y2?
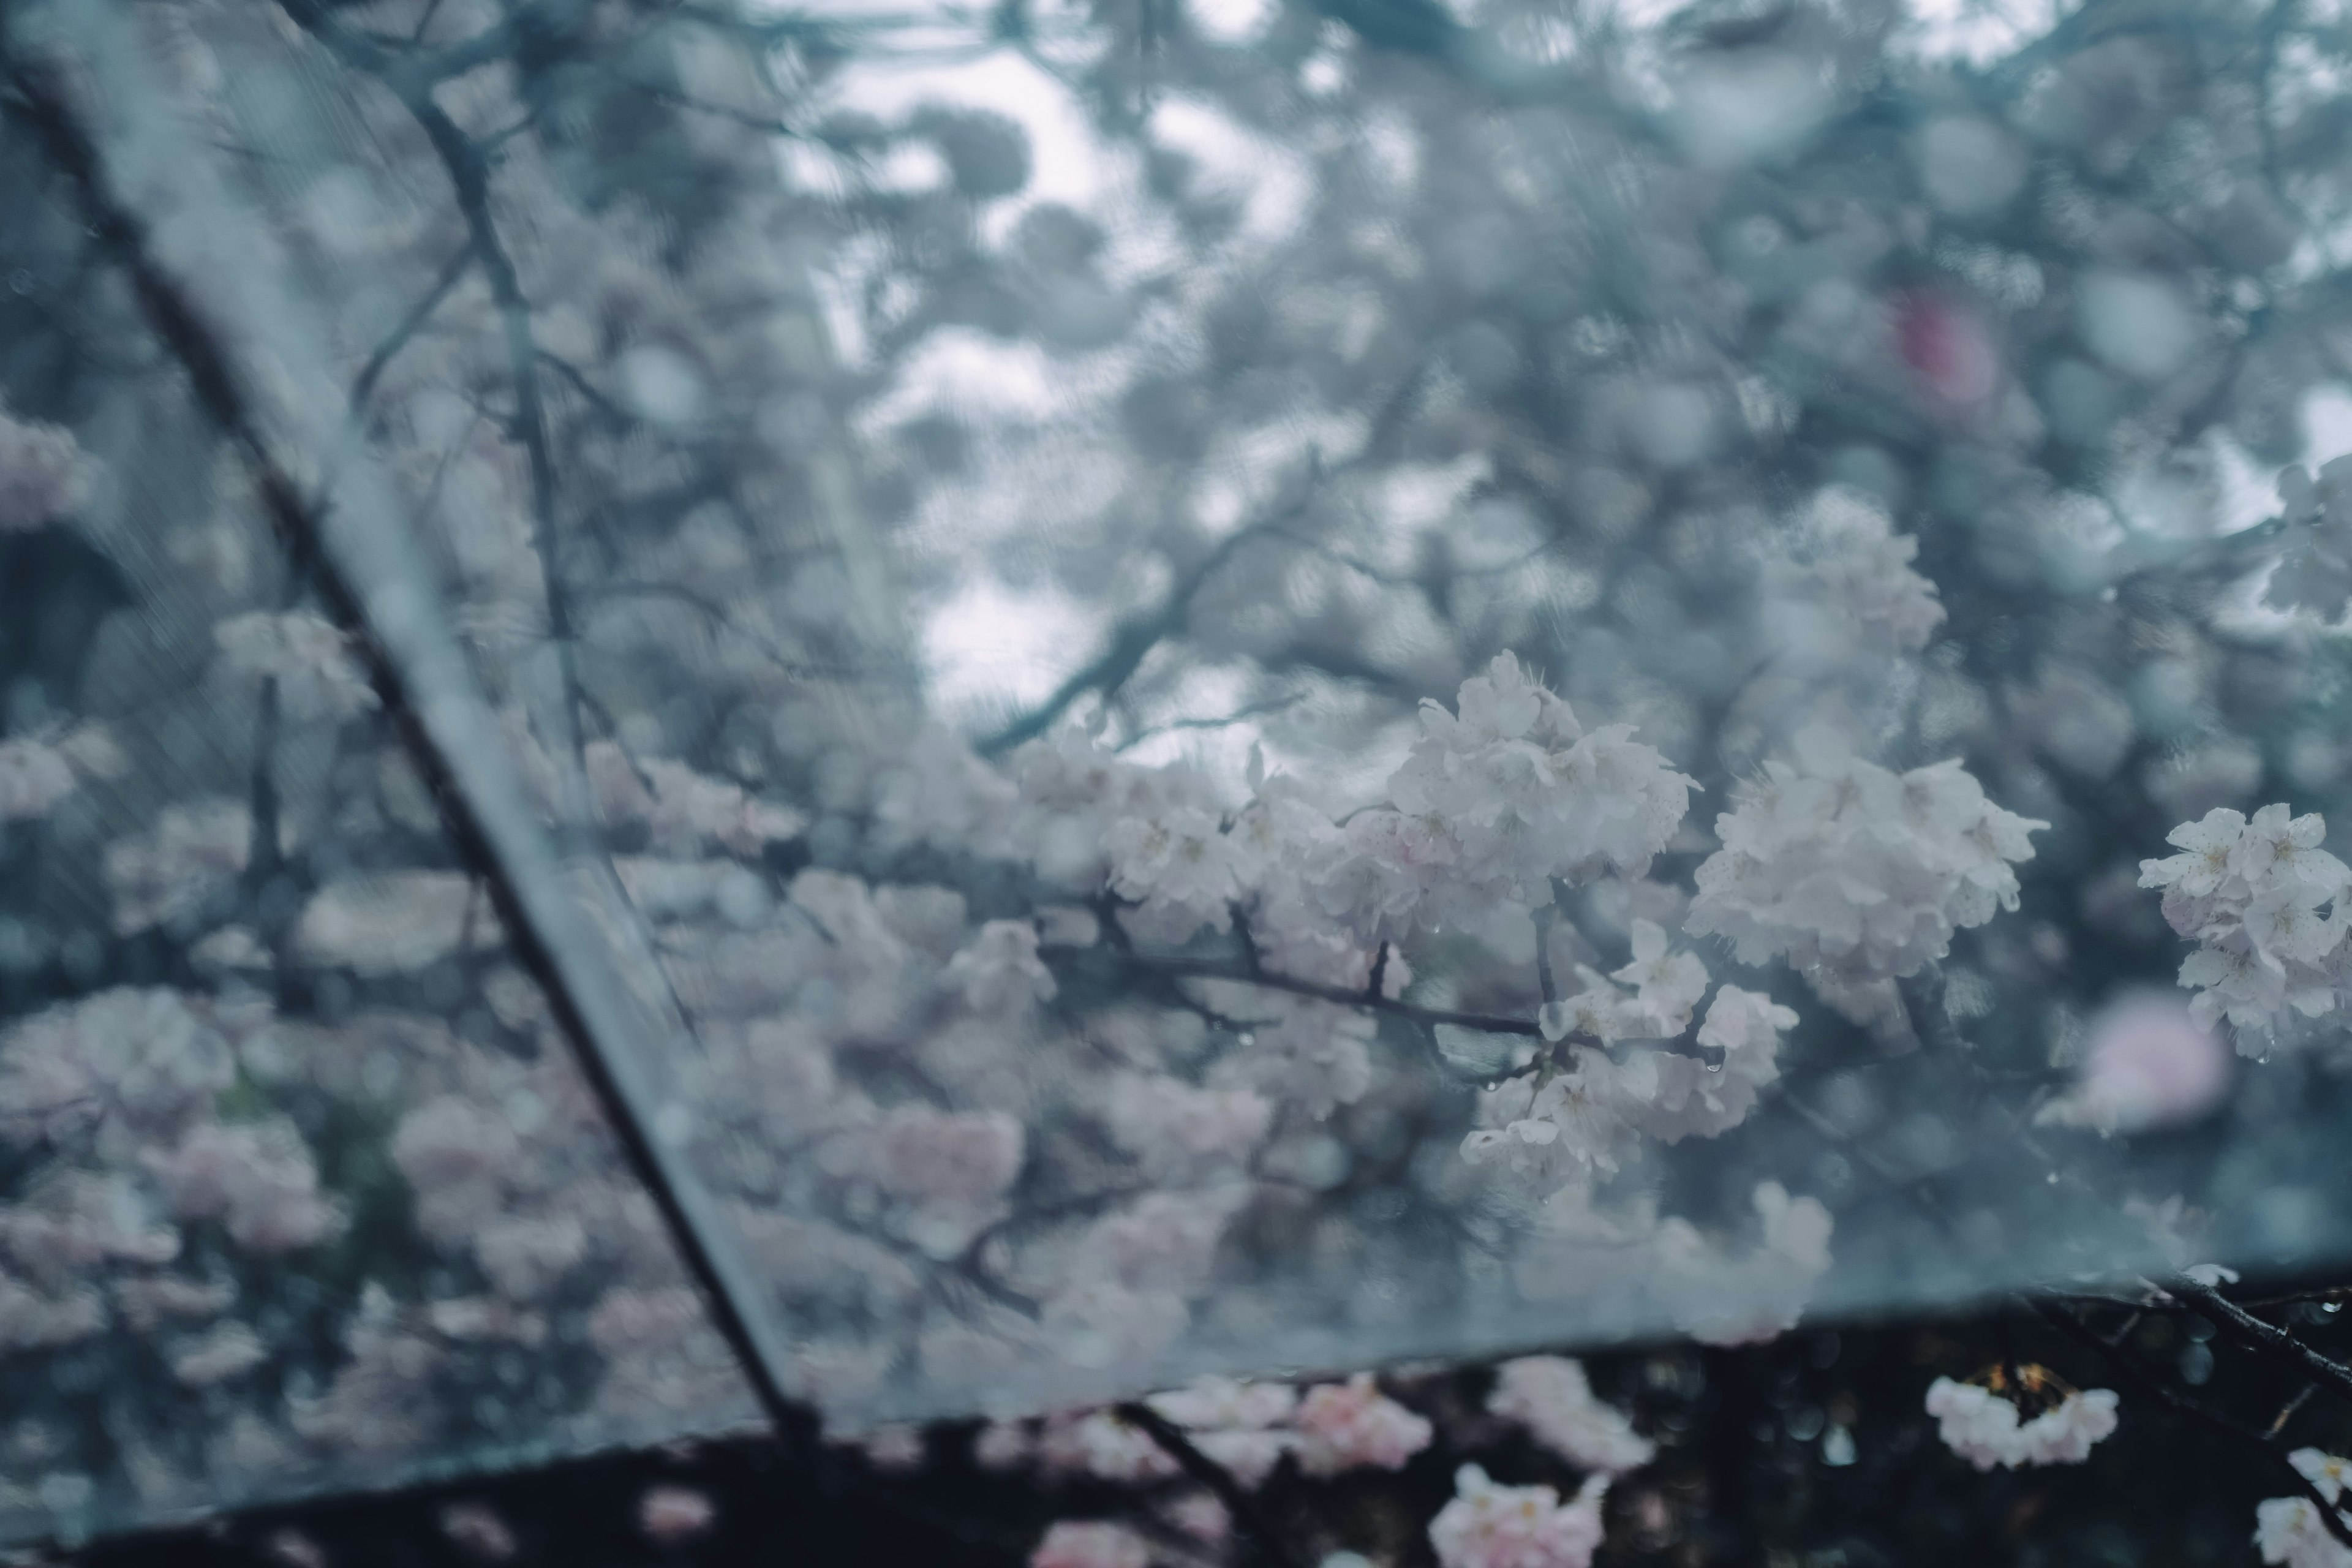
922;576;1105;718
1148;95;1314;254
820;48;1127;247
1893;0;2064;65
778;4;1322;723
1118;663;1261;776
1190;0;1279;47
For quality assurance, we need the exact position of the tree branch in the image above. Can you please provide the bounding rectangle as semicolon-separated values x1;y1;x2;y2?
2034;1298;2352;1550
980;508;1298;756
1134;952;1542;1038
2168;1276;2352;1414
1114;1401;1310;1568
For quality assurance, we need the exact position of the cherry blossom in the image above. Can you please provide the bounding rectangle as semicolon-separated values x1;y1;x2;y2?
636;1485;716;1545
1428;1464;1609;1568
143;1118;342;1254
1487;1356;1655;1475
2035;993;2228;1133
1651;1182;1836;1346
2141;805;2352;1040
2266;457;2352;624
2257;1496;2352;1568
1689;736;2046;979
1104;1075;1274;1171
439;1502;518;1562
0;400;86;530
1374;654;1696;928
1924;1376;2119;1470
211;610;379;723
1291;1374;1433;1476
2261;1453;2352;1568
102;800;255;936
1766;497;1947;657
944;920;1059;1013
0;737;77;821
1147;1377;1302;1488
1030;1520;1152;1568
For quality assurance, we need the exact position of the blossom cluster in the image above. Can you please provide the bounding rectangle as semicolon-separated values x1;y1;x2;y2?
1030;1520;1152;1568
1427;1464;1610;1568
1923;1376;2119;1470
1688;734;2046;979
1486;1357;1656;1474
0;990;342;1363
976;655;1694;960
2139;804;2352;1040
211;611;379;724
0;400;85;532
1765;499;1947;658
2266;457;2352;624
2258;1451;2352;1568
1468;960;1798;1181
986;1372;1433;1493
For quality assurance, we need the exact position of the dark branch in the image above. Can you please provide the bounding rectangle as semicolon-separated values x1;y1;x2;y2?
2034;1299;2352;1550
1135;952;1542;1038
348;235;477;420
980;516;1286;756
1114;1401;1311;1568
2169;1276;2352;1414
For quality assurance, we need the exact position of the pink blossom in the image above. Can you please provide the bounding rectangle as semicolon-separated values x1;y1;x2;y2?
144;1119;341;1254
1036;1410;1180;1482
973;1420;1035;1469
1892;292;1999;410
1291;1374;1433;1475
1924;1377;2119;1469
2037;993;2228;1133
1031;1521;1150;1568
1488;1357;1654;1474
638;1485;716;1544
857;1424;927;1471
262;1529;328;1568
1166;1490;1229;1542
440;1503;518;1561
1105;1074;1273;1168
864;1105;1025;1204
1428;1464;1608;1568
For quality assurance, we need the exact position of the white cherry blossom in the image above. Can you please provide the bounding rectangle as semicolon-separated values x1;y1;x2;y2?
1428;1464;1608;1568
1487;1356;1655;1474
1689;736;2045;979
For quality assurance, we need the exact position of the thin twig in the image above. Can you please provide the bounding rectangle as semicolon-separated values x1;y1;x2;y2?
348;236;477;419
2034;1300;2352;1549
1134;952;1543;1037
